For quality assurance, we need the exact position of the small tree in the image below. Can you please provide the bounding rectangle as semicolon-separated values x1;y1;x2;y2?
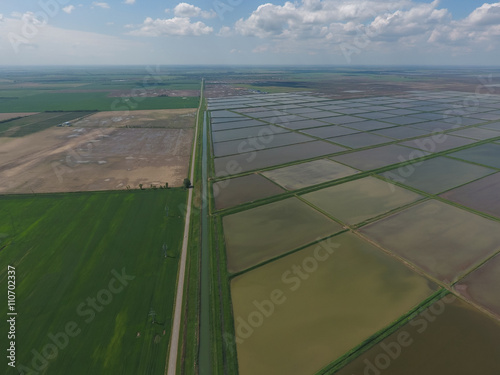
165;182;169;189
139;183;143;190
183;178;191;189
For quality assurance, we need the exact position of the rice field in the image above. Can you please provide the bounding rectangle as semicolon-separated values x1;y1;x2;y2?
208;91;500;374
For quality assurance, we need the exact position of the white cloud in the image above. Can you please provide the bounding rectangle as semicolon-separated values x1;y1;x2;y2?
63;5;76;14
234;0;412;38
128;17;213;37
466;2;500;26
173;3;216;19
124;0;136;4
232;0;500;57
217;26;232;37
367;1;449;42
428;2;500;47
92;2;110;9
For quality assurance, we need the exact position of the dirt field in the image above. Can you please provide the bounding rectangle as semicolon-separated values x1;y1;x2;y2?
0;110;195;194
108;89;199;97
0;113;38;121
73;109;196;128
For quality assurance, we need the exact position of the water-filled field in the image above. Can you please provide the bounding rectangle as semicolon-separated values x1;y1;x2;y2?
262;159;358;191
213;140;346;175
331;144;426;171
335;297;500;375
381;156;495;194
213;174;284;210
454;253;500;318
302;177;423;225
223;198;341;273
449;143;500;168
230;233;438;375
360;200;500;283
208;90;500;375
440;172;500;218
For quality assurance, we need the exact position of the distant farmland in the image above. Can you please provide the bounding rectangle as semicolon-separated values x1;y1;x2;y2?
0;93;199;113
0;189;186;374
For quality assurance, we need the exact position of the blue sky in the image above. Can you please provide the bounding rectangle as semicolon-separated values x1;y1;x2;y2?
1;1;500;65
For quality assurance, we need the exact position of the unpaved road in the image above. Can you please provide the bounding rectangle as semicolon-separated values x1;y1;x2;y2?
166;79;204;375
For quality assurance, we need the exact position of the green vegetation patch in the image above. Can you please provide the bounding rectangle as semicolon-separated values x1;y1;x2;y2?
230;232;438;375
302;177;423;225
223;197;341;273
0;189;186;375
0;112;95;137
0;92;199;112
360;200;500;283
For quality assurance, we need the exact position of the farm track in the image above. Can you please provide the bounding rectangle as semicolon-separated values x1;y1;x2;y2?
166;79;204;375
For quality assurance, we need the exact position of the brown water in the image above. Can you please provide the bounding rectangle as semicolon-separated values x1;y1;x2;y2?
360;200;500;283
230;232;438;375
262;159;359;191
302;177;423;225
455;252;500;318
214;140;346;176
223;197;341;273
336;297;500;375
213;173;284;210
332;144;427;171
441;172;500;218
381;156;495;194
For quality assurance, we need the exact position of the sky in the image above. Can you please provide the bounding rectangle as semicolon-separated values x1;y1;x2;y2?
1;0;500;65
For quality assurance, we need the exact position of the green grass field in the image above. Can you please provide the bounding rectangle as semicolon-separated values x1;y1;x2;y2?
0;93;199;112
0;189;187;374
0;112;96;137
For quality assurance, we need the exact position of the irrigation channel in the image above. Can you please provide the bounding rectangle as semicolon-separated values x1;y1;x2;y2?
199;111;212;373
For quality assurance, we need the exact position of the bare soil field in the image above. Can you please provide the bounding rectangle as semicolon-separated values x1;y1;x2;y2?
205;83;257;98
108;89;199;97
0;111;194;194
0;113;38;121
73;109;196;129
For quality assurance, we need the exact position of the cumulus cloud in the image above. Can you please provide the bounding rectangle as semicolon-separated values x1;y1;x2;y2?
124;0;136;4
232;0;500;56
63;5;76;14
128;17;213;37
173;3;216;19
428;2;500;46
367;1;449;42
234;0;411;38
92;2;110;9
466;2;500;26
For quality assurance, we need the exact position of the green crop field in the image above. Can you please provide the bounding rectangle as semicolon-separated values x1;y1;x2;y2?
0;93;199;113
0;189;187;374
0;111;96;137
